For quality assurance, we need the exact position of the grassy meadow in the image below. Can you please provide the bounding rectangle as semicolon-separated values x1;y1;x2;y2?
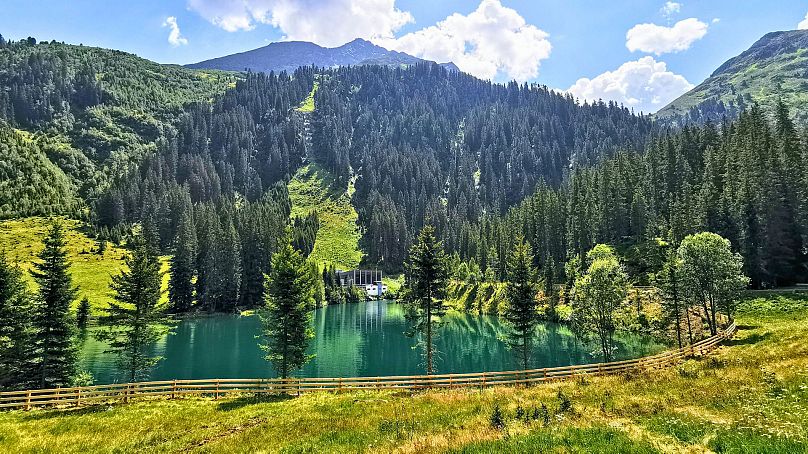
0;217;169;313
288;163;363;270
0;295;805;453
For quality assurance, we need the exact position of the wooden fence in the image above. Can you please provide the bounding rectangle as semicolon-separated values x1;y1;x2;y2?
0;322;736;411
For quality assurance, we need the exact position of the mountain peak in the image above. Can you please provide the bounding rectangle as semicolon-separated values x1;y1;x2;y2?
187;38;459;75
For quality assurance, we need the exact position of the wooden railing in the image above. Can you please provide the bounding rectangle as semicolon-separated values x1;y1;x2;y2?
0;323;736;410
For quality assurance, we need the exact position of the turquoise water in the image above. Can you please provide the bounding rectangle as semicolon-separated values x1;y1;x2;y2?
80;300;666;384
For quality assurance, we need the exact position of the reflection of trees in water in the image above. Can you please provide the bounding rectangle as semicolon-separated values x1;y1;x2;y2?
81;301;667;383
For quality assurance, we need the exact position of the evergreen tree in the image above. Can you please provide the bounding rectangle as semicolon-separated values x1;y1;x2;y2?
0;252;36;390
76;297;91;330
503;238;539;370
168;210;197;312
542;257;559;322
659;251;687;347
402;225;449;375
30;221;78;388
96;235;174;382
259;233;317;379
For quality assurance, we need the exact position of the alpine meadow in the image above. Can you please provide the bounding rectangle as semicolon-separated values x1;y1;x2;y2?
1;1;808;452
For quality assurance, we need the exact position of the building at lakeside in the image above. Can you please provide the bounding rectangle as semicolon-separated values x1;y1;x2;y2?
336;269;387;297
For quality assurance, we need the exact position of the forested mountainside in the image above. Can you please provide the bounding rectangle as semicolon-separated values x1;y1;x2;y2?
466;102;807;289
97;63;654;273
657;30;808;126
0;37;235;206
188;38;458;74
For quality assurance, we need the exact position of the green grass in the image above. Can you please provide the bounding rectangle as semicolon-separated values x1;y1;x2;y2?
0;217;169;313
446;281;507;313
288;163;363;270
296;81;319;113
0;296;806;452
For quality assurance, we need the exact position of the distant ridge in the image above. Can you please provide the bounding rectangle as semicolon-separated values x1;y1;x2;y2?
657;29;808;125
187;38;459;74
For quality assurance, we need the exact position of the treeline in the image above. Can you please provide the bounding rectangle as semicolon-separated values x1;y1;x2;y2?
446;103;807;289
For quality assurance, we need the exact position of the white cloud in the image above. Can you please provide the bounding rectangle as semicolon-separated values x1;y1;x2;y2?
799;12;808;30
661;1;681;18
566;56;693;114
163;16;188;46
186;0;413;47
376;0;552;81
712;18;720;24
626;18;708;55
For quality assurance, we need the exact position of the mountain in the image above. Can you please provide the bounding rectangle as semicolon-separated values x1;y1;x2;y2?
657;30;808;125
187;38;459;73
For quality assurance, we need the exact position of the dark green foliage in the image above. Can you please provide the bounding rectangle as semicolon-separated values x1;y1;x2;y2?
260;233;317;378
292;211;319;257
0;252;36;390
76;297;90;330
30;221;78;388
503;238;539;370
96;235;174;382
402;225;450;375
0;124;78;218
542;257;559;322
168;209;196;313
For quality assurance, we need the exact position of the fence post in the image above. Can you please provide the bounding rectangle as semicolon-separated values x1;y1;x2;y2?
215;379;220;400
543;368;548;382
25;390;31;411
75;387;81;407
171;380;177;400
598;363;603;375
376;377;380;390
481;372;486;390
338;377;342;393
297;378;301;397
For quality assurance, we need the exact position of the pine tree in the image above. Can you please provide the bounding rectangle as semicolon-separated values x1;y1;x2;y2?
503;238;539;370
76;297;91;330
402;225;449;375
259;233;317;379
30;221;78;388
0;252;36;390
168;210;196;312
659;251;686;347
542;257;559;322
96;235;174;382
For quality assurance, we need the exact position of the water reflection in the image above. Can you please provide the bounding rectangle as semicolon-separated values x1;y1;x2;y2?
80;300;666;384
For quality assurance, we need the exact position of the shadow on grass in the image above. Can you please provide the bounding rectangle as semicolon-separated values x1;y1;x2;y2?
17;403;114;421
735;323;760;330
726;331;770;346
216;394;294;411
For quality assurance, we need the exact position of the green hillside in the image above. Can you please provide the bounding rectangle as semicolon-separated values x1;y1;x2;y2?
0;217;169;312
288;163;363;270
0;126;77;218
0;39;237;216
657;30;808;125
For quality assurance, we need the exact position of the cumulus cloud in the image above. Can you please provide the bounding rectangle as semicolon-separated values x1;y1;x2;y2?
566;56;693;113
661;1;681;18
186;0;413;47
163;16;188;47
626;18;708;55
799;12;808;30
377;0;552;81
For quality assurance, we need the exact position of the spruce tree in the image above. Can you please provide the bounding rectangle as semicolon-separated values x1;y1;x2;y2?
0;252;36;390
168;210;196;312
30;221;78;389
76;297;91;330
96;235;174;382
402;225;449;375
503;238;539;370
659;251;686;347
259;233;316;379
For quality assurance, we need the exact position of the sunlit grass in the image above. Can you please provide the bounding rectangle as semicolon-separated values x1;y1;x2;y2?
0;217;169;313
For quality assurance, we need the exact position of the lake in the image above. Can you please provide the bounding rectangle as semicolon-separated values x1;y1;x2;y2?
80;300;666;384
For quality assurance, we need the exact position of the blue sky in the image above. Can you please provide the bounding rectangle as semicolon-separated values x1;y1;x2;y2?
2;0;807;112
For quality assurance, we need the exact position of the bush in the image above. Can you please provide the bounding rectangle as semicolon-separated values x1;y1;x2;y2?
489;404;505;430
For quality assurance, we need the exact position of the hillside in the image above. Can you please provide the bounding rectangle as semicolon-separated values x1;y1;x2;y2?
0;217;169;312
188;38;457;74
0;39;237;216
657;30;808;125
1;295;805;452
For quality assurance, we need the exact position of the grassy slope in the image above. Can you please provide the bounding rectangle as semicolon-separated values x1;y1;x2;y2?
1;295;806;453
0;217;169;312
288;163;363;270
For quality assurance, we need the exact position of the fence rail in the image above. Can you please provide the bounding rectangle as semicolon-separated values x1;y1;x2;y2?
0;322;736;410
